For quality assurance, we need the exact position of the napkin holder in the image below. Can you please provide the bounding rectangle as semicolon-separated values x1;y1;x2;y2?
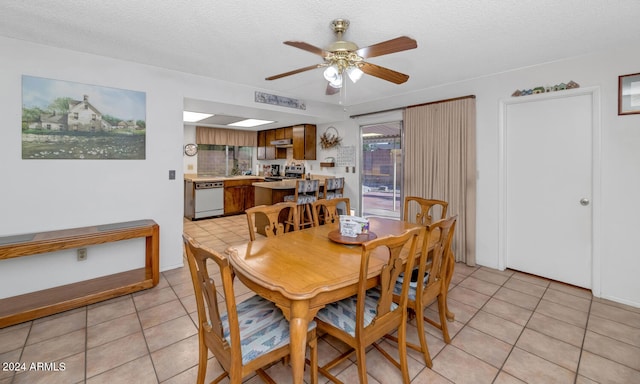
339;215;369;238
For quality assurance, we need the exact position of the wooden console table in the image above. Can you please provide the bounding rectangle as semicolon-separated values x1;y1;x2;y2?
0;219;159;328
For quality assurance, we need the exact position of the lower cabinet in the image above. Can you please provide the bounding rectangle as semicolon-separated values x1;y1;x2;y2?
224;179;258;215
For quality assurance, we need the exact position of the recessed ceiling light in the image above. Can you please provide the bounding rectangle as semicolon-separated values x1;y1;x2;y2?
183;111;214;122
228;119;275;128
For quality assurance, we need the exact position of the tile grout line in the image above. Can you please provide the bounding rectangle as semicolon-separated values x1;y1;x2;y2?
573;297;594;384
131;292;161;384
12;320;34;384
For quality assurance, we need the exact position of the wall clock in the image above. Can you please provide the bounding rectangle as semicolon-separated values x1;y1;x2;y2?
184;143;198;156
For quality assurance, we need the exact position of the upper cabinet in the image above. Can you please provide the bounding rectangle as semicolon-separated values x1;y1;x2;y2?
265;129;276;160
257;130;266;160
293;124;316;160
256;124;316;161
275;126;292;159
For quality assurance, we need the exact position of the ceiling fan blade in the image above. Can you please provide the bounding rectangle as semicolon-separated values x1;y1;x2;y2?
360;62;410;84
355;36;417;59
284;41;329;57
325;82;340;95
265;64;322;81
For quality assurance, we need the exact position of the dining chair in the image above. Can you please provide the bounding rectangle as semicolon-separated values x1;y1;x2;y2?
403;196;448;226
245;202;298;241
314;226;424;384
284;179;319;230
183;234;318;384
311;197;350;226
403;196;456;322
387;215;457;368
319;177;345;200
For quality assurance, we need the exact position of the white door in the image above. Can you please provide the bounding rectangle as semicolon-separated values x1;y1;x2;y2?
502;91;594;288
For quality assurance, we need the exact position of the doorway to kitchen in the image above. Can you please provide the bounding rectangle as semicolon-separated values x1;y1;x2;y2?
360;121;403;218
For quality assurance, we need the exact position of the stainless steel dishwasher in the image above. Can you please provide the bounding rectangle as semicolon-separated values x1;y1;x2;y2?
184;180;224;219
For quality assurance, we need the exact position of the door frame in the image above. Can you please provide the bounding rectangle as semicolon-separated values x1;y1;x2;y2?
355;110;404;218
498;87;602;295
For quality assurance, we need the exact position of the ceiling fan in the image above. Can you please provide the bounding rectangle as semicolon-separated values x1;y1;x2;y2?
265;19;417;95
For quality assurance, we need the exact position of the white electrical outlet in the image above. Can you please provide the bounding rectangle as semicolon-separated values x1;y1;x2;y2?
77;248;87;261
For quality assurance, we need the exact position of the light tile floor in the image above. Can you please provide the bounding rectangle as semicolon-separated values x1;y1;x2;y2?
1;215;639;383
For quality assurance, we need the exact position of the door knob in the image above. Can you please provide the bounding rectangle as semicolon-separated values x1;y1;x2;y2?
580;198;590;206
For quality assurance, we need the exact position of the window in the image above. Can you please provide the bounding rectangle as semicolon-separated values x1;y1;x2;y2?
197;145;253;176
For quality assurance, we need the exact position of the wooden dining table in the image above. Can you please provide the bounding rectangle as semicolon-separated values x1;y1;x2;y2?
225;217;430;384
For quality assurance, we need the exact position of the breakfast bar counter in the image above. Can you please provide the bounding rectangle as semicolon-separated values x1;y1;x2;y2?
253;179;326;205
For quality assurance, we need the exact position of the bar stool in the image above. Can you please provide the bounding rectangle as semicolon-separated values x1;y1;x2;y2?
284;179;319;230
319;177;344;200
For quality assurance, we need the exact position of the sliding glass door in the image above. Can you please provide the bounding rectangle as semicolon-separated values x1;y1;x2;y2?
360;121;402;218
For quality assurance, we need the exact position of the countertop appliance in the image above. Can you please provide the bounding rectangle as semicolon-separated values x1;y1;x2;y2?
184;180;224;219
263;165;305;182
284;165;305;178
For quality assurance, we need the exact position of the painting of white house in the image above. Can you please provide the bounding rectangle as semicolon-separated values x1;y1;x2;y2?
21;75;146;159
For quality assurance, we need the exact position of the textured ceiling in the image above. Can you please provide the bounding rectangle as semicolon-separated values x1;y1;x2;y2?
2;0;640;122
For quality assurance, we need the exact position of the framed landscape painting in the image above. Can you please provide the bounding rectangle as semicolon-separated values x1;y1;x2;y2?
21;75;146;159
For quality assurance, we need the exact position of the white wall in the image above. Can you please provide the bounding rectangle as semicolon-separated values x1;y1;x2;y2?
0;38;179;296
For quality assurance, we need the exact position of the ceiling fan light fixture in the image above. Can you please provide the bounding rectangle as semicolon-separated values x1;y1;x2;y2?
323;65;340;82
346;66;364;83
329;77;342;89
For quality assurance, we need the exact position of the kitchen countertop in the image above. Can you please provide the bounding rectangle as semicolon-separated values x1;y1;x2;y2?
253;179;325;189
184;174;264;182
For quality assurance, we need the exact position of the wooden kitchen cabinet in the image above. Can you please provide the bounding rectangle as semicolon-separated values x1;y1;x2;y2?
265;129;276;160
257;130;266;160
224;179;258;215
258;125;313;161
293;124;316;160
275;126;293;159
